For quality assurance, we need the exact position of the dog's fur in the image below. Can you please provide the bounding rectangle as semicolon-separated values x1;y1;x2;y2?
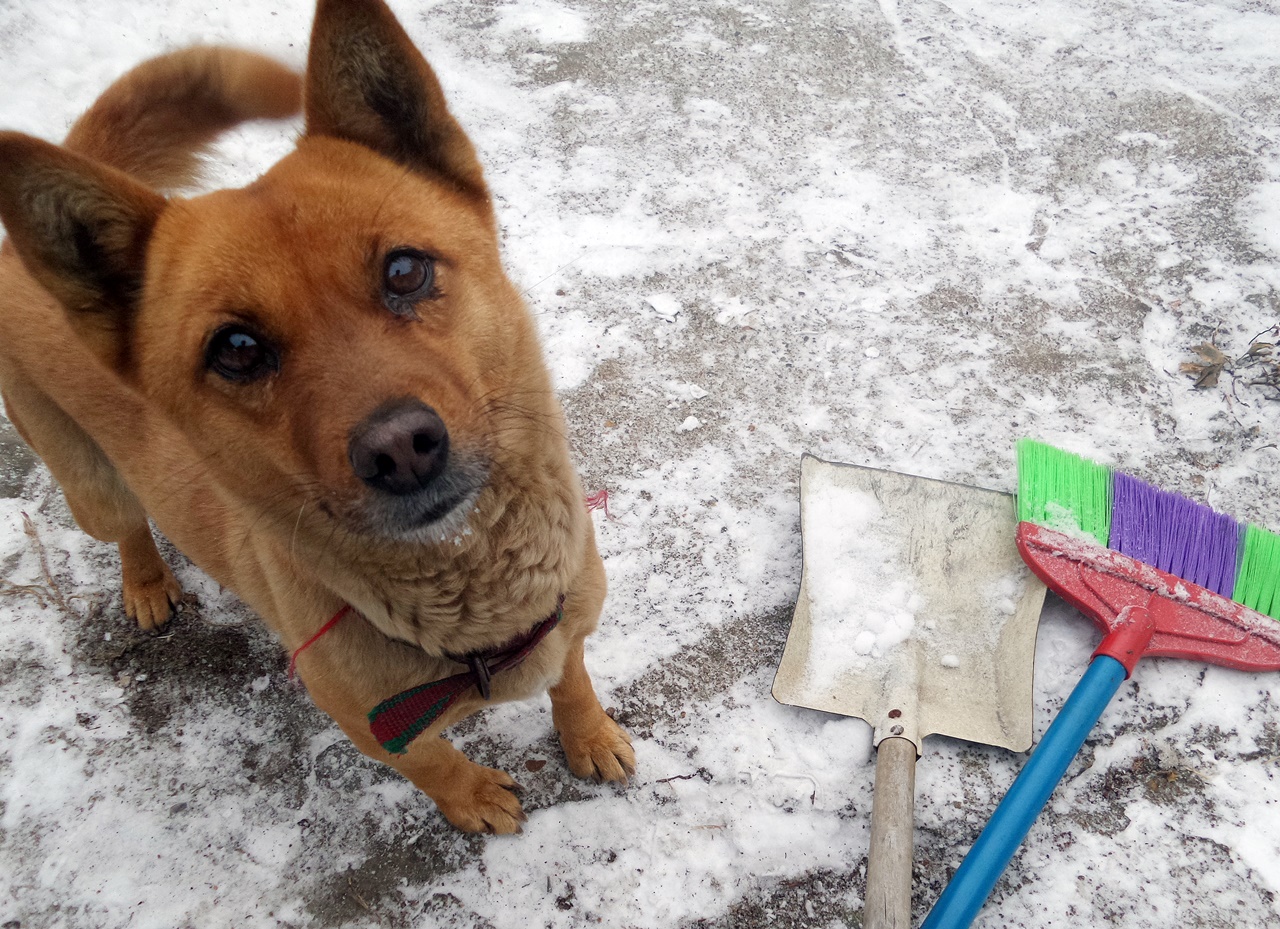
0;0;633;833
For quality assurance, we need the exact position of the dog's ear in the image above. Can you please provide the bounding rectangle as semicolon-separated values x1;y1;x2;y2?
305;0;488;201
0;131;164;371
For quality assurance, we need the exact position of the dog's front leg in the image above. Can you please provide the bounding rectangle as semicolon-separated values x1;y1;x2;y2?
550;636;636;783
391;734;527;834
300;663;527;834
549;538;635;782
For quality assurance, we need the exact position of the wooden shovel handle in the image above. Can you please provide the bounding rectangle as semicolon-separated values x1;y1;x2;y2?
865;736;918;929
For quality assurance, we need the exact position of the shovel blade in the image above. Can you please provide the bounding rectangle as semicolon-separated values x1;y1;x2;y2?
773;455;1047;752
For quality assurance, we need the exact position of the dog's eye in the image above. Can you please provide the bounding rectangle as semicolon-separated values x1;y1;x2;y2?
206;327;279;382
383;249;434;304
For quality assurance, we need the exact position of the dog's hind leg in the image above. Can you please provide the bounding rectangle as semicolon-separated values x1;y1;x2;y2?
2;379;180;630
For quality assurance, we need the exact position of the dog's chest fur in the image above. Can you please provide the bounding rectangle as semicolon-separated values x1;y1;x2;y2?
318;450;588;656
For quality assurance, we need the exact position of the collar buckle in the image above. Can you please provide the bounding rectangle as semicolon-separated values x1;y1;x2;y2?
465;653;493;700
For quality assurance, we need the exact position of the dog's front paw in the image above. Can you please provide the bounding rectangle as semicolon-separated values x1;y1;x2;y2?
122;562;182;632
432;762;527;834
559;712;636;783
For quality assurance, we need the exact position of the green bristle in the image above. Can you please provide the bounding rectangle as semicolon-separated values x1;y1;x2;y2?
1016;439;1113;547
1235;524;1280;620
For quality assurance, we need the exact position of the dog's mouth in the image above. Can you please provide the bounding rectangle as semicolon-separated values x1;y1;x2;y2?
354;459;488;542
342;397;489;542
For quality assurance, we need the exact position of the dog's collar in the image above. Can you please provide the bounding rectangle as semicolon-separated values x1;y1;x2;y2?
290;596;566;756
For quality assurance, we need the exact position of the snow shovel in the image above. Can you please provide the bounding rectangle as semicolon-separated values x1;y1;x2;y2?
772;455;1047;929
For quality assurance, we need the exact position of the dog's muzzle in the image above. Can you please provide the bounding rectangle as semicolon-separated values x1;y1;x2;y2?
347;398;483;535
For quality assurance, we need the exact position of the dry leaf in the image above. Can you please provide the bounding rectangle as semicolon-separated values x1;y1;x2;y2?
1181;361;1222;388
1191;342;1229;366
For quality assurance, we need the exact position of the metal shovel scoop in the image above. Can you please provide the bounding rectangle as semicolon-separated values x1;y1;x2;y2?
772;455;1047;929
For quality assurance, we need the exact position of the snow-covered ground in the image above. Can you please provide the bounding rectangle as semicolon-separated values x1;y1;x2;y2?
2;0;1280;926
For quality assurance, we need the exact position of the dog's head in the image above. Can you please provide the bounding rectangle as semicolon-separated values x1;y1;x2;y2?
0;0;560;548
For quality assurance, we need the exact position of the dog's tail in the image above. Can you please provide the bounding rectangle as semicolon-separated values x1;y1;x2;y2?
62;46;302;191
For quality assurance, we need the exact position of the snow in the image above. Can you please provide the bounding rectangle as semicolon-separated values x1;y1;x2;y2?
2;0;1280;927
801;482;920;685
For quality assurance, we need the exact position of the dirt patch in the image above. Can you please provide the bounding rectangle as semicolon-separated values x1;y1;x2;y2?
681;869;860;929
0;418;38;499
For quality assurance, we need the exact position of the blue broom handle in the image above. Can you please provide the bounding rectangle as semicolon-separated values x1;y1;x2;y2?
920;655;1128;929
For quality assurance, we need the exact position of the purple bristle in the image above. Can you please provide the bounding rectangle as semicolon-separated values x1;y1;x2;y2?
1109;472;1242;597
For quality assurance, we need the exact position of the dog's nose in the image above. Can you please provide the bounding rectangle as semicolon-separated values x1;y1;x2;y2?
348;400;450;495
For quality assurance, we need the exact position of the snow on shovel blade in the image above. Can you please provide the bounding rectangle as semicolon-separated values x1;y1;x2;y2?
772;455;1046;929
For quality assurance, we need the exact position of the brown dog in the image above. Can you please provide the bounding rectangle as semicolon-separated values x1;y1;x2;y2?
0;0;633;834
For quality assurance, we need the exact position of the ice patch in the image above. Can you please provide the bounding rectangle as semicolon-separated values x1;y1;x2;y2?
494;0;591;43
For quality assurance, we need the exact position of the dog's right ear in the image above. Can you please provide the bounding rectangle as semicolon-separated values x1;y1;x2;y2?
304;0;489;201
0;132;163;372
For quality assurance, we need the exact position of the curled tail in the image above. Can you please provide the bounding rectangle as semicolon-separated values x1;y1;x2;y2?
62;46;301;191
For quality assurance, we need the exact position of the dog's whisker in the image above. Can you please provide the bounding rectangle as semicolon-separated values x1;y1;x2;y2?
289;499;311;558
229;481;327;562
144;447;229;507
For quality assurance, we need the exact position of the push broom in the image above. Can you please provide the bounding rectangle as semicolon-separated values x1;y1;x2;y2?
922;439;1280;929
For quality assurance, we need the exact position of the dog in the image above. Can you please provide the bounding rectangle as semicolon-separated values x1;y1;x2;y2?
0;0;633;834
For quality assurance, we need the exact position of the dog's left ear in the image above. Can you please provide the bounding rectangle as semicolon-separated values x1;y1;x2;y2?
305;0;488;201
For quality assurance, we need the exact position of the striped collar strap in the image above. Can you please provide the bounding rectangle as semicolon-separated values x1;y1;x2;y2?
367;595;565;755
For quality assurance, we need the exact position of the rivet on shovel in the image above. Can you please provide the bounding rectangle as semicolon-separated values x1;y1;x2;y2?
773;455;1047;929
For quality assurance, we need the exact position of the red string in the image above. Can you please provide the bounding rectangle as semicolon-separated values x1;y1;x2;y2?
288;605;352;679
585;488;615;520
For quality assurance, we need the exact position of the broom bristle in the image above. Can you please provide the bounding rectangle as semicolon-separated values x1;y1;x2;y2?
1018;439;1278;620
1015;439;1112;546
1109;472;1242;598
1236;524;1280;620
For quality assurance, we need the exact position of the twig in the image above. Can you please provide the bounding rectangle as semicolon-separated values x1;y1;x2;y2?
1;512;83;616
